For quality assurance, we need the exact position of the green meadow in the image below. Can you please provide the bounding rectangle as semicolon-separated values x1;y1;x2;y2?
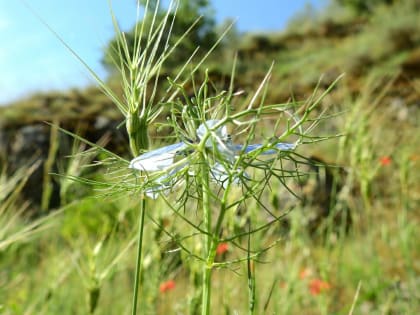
0;1;419;314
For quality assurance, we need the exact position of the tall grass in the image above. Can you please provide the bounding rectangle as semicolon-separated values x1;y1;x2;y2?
0;161;60;251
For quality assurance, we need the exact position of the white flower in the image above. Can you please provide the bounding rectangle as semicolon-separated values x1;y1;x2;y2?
129;142;188;198
129;142;187;171
129;120;296;198
209;162;249;189
142;169;180;199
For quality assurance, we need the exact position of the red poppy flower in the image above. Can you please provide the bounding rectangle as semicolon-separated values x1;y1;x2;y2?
308;278;331;295
159;280;176;293
216;242;229;255
379;156;392;166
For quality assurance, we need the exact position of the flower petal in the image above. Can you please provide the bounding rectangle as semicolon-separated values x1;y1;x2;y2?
196;120;228;147
234;142;296;155
145;187;163;199
144;181;171;199
210;162;230;189
143;165;187;199
196;120;237;161
129;142;186;172
210;162;246;189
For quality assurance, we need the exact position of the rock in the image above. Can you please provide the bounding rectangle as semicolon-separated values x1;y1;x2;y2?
0;93;127;211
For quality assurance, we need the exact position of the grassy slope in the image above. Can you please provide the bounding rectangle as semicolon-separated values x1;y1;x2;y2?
0;1;419;314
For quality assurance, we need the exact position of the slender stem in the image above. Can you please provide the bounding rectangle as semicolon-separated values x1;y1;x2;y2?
201;161;212;315
202;262;212;315
247;220;256;315
132;197;146;315
201;173;231;315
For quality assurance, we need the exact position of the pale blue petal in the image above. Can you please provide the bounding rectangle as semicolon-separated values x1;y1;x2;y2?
129;142;187;172
233;142;296;155
196;120;228;148
143;165;186;199
210;162;247;189
144;179;171;199
145;187;162;199
210;162;230;189
134;142;186;160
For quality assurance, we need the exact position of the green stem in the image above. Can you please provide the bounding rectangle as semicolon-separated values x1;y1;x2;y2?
201;174;232;315
202;263;212;315
131;197;146;315
247;220;256;315
201;161;212;315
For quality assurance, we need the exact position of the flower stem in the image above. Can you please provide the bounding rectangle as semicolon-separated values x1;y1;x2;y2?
201;161;212;315
131;197;146;315
202;262;212;315
247;220;256;315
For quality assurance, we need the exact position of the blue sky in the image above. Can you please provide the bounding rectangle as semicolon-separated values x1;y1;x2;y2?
0;0;324;105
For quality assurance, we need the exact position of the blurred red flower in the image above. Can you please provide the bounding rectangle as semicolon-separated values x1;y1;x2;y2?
308;278;331;295
216;242;229;255
379;156;392;166
159;280;176;293
299;267;313;280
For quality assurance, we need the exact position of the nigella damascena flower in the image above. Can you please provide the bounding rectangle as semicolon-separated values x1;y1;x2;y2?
129;120;296;198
